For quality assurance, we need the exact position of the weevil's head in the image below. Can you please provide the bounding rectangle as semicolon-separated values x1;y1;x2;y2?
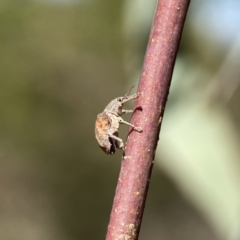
104;93;138;115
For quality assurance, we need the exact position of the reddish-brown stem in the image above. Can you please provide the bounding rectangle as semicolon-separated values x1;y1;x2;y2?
106;0;190;239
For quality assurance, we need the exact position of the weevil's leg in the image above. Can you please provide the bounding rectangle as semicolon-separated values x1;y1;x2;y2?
109;137;116;155
122;109;133;114
118;118;142;132
108;134;124;149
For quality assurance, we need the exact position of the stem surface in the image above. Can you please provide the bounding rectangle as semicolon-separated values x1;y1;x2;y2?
106;0;190;239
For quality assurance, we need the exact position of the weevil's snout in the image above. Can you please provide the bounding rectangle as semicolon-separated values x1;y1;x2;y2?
121;93;138;104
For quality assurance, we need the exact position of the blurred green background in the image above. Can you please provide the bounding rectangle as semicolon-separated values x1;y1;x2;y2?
0;0;240;239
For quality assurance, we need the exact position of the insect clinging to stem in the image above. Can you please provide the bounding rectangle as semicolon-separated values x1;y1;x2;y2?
95;86;142;155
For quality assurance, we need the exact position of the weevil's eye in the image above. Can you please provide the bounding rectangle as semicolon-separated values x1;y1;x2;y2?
117;98;122;102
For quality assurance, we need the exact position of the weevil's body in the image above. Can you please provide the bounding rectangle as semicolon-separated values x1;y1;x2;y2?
95;113;121;154
95;89;142;155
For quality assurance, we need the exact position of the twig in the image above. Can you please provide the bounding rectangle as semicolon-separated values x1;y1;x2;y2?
106;0;190;239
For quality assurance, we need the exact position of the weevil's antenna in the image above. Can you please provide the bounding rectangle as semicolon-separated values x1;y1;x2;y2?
124;85;135;98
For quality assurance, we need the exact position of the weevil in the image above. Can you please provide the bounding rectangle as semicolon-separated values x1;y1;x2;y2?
95;87;142;154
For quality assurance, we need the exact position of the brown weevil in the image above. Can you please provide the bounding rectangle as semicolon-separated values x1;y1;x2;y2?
95;87;142;154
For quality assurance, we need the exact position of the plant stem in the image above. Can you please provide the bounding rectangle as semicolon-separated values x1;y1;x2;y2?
106;0;190;239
